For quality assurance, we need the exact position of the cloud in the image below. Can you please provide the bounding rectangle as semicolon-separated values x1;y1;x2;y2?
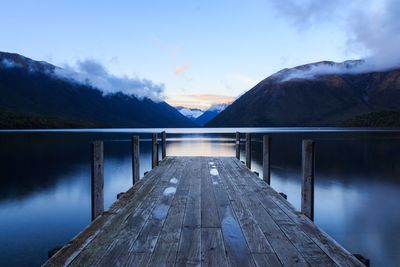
175;62;191;74
270;0;400;71
270;0;345;30
348;0;400;69
227;73;258;89
166;94;234;110
274;60;369;82
54;59;165;101
0;58;23;68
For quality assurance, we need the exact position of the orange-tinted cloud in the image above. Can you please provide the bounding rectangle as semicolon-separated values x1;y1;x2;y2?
175;63;191;74
166;94;234;110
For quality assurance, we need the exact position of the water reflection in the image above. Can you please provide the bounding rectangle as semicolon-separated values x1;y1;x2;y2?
167;137;235;157
0;130;399;266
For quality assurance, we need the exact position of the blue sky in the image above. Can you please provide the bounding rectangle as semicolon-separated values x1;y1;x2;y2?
1;0;392;109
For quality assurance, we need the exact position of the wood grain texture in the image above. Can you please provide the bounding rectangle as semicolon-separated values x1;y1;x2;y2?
235;132;240;159
44;156;364;267
228;157;364;267
302;140;315;221
132;136;140;185
91;141;104;221
245;133;251;169
162;131;167;159
152;133;158;168
176;159;202;266
201;228;228;267
262;135;271;185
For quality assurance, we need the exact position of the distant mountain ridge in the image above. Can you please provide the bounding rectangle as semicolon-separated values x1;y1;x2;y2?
0;51;194;128
195;104;228;126
176;106;204;121
207;60;400;127
175;103;229;126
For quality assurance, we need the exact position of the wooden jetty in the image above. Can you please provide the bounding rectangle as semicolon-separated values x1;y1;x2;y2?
44;133;366;267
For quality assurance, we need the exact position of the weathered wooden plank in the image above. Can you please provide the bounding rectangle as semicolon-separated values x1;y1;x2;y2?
214;158;274;254
130;159;188;253
124;253;152;266
70;158;182;266
147;195;187;266
279;223;337;267
132;136;140;185
201;228;228;267
228;158;337;266
181;159;201;228
266;206;336;266
223;158;309;267
268;194;364;267
201;160;220;228
301;140;315;221
94;160;186;266
176;158;203;266
44;158;175;266
262;135;271;185
252;253;283;267
230;158;363;267
208;159;255;267
150;158;193;267
91;141;104;221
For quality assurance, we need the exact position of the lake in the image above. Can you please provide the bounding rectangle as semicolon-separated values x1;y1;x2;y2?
0;128;399;266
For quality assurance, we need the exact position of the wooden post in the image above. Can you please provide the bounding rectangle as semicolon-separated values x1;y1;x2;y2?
91;141;104;221
152;133;158;168
262;135;271;185
354;254;370;267
156;143;159;164
301;140;315;221
162;131;167;159
132;136;140;185
245;133;251;169
235;132;240;159
279;192;287;200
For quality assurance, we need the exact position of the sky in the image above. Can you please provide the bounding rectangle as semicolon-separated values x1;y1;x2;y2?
0;0;397;109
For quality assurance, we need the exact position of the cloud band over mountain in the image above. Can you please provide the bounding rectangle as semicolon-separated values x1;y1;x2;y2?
54;60;165;101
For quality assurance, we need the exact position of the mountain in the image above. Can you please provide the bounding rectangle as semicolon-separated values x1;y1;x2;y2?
175;104;229;126
207;60;400;127
176;106;204;121
339;111;400;127
195;104;228;126
0;52;194;128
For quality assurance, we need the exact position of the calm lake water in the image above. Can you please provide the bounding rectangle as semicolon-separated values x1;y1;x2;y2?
0;128;399;266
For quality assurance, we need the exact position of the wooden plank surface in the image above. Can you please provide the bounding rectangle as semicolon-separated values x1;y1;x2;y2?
44;156;364;267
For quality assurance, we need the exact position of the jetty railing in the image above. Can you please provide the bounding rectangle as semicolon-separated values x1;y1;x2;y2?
76;130;370;266
90;131;314;223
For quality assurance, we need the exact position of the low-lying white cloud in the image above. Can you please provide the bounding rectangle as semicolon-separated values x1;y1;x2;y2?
0;58;22;68
54;59;165;101
275;60;368;82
